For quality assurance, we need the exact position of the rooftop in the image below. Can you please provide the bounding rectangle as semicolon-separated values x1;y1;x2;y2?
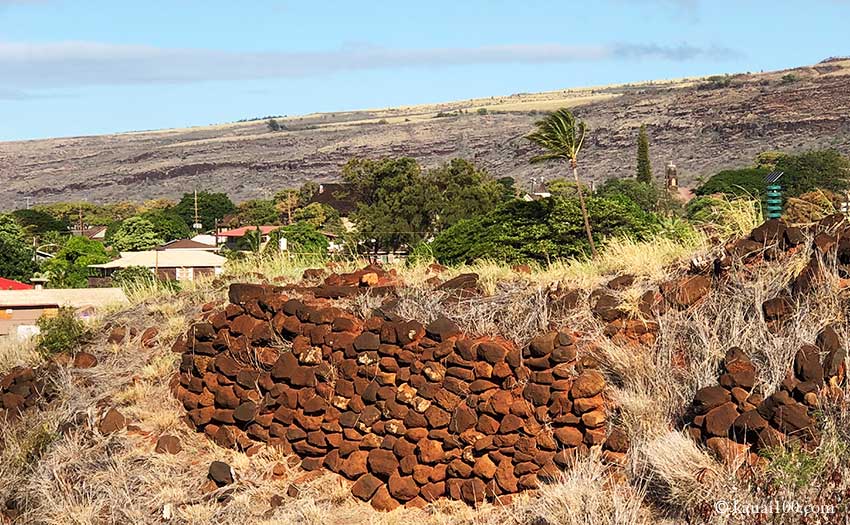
0;278;34;291
160;239;219;250
90;250;227;269
217;225;280;237
0;287;127;308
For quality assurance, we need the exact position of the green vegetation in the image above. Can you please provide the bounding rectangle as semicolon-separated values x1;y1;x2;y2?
0;214;37;282
231;198;280;226
34;308;91;357
694;167;770;197
11;209;70;237
174;191;235;232
596;179;668;213
695;150;850;198
636;124;653;184
110;217;163;251
40;236;109;288
139;209;191;242
266;222;329;256
526;108;597;256
431;195;659;265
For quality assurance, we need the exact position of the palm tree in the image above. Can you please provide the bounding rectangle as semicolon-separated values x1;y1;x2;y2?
525;108;597;257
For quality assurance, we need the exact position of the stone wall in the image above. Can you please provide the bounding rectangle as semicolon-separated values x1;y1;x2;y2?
172;283;626;510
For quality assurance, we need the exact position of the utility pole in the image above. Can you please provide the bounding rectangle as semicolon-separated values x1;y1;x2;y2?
192;190;203;232
78;201;84;234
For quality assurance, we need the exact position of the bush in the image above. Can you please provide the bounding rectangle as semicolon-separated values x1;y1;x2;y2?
430;195;660;265
265;222;329;256
35;308;90;357
694;167;770;197
696;150;850;199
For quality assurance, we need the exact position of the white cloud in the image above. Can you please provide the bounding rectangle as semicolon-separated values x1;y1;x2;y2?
0;41;742;93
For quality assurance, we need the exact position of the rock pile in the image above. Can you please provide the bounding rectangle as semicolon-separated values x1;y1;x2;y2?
687;327;846;460
172;283;624;510
281;264;400;300
0;366;54;421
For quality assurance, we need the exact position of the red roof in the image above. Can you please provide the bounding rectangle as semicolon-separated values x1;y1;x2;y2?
217;225;280;237
0;278;34;291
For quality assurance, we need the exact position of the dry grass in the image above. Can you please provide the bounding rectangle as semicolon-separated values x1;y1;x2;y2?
2;216;849;524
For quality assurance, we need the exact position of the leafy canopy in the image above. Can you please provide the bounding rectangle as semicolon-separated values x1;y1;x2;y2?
174;191;235;232
525;108;587;165
110;217;163;251
41;236;109;288
0;214;37;281
266;222;329;256
430;196;659;265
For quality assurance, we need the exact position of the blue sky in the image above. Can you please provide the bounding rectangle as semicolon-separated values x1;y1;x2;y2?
1;0;848;141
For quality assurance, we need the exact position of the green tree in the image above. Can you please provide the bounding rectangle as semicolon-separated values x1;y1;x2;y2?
297;182;320;207
274;189;300;224
342;158;434;252
694;167;770;197
140;210;191;242
597;179;666;213
426;159;505;230
174;191;236;232
293;202;343;233
0;214;37;281
546;178;590;198
11;209;70;237
232;199;280;226
776;149;850;196
266;222;329;256
431;196;658;265
496;176;517;200
636;124;653;184
110;217;163;251
41;236;109;288
526;109;597;256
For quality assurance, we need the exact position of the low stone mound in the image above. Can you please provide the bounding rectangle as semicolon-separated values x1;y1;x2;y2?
172;283;625;510
686;327;846;462
0;365;58;421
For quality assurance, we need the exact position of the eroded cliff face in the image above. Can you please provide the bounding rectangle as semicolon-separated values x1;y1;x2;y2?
2;60;849;208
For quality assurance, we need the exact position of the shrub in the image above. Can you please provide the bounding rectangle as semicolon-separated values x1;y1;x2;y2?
35;308;90;357
694;167;770;197
430;195;660;265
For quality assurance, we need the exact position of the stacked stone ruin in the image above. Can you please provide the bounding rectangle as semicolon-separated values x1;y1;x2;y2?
687;327;846;460
172;282;627;510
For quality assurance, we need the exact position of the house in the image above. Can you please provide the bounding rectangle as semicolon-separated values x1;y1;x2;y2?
71;225;108;240
0;288;127;340
216;225;280;250
88;250;227;286
190;234;218;247
159;239;219;252
521;192;552;201
0;278;33;291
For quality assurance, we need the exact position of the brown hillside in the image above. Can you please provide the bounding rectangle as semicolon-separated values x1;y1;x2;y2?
1;59;849;209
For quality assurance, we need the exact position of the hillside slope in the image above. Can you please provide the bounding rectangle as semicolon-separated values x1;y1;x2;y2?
1;59;849;209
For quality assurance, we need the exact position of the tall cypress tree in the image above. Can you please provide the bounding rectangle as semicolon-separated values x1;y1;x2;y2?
636;124;653;184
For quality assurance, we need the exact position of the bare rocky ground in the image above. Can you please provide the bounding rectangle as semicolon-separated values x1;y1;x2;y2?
1;59;849;209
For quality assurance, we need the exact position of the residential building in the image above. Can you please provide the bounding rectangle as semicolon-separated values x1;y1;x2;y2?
0;288;127;340
159;239;219;252
0;278;33;291
88;250;226;286
215;225;279;250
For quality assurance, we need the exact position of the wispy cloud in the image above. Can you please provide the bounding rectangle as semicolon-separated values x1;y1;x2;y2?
0;41;742;94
